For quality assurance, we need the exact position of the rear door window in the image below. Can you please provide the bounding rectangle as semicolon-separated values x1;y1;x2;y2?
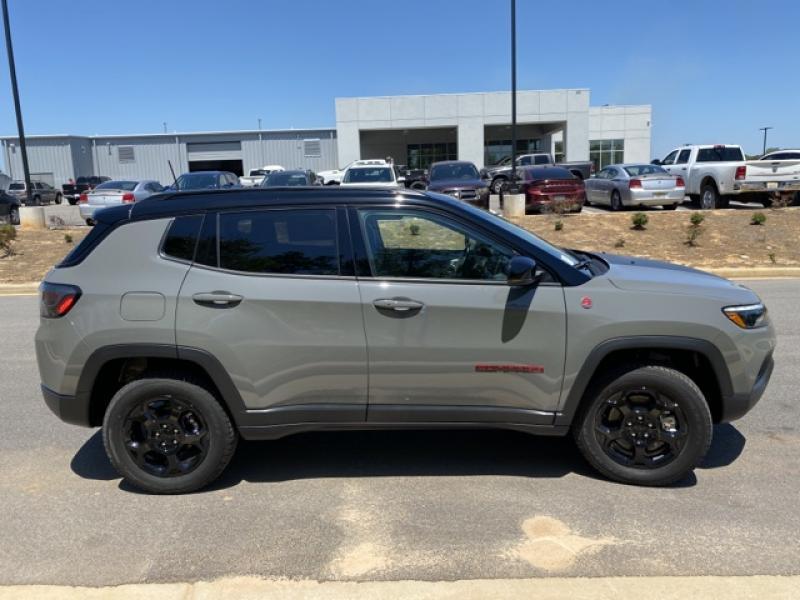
161;215;204;262
217;209;339;275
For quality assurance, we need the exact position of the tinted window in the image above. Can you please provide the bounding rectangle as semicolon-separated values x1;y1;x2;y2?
358;208;514;281
661;150;679;165
523;167;575;181
429;163;479;181
161;215;203;261
763;152;800;160
195;212;218;268
534;155;551;165
218;209;338;275
676;149;691;164
175;173;218;190
263;171;310;186
624;165;668;176
95;180;138;191
343;167;393;183
696;147;745;162
8;183;24;190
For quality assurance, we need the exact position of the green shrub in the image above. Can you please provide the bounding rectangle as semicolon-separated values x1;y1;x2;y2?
768;252;776;264
631;212;648;230
64;233;74;244
750;212;766;226
0;224;17;257
554;219;563;231
614;237;625;248
689;212;705;226
409;223;421;236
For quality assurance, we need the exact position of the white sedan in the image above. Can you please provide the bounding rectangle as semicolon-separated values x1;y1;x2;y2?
339;165;404;189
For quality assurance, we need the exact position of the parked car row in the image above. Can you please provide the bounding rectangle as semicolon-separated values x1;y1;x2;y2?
7;180;63;206
652;144;800;209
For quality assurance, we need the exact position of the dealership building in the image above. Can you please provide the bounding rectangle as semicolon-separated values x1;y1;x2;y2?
1;88;651;187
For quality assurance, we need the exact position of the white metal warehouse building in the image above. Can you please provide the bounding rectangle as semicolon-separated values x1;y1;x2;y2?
1;89;651;187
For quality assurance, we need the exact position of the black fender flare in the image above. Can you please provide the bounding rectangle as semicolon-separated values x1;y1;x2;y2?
554;336;734;426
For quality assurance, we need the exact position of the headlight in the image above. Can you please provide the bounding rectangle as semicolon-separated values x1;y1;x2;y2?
722;303;767;329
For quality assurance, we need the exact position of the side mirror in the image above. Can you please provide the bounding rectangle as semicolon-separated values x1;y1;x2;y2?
650;159;662;165
507;256;538;286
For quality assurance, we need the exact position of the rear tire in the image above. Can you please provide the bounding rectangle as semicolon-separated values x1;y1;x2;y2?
700;183;719;210
610;190;623;211
54;193;63;205
68;197;78;206
573;365;712;486
103;377;238;494
491;177;507;194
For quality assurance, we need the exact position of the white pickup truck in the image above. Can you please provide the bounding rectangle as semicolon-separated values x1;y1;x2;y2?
239;165;285;187
318;159;388;185
654;144;800;209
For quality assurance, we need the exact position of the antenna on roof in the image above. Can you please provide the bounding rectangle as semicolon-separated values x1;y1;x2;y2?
168;160;177;187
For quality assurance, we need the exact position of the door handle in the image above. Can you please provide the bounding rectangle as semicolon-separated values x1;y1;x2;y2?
192;291;243;308
373;298;424;312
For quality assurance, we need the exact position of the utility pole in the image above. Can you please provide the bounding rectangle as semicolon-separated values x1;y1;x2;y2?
759;126;773;156
509;0;518;191
257;118;262;130
2;0;33;205
163;122;168;134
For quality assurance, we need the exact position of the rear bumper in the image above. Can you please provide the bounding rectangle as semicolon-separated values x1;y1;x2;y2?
525;193;584;213
627;189;685;206
41;384;92;427
78;204;103;219
734;181;800;193
720;352;774;423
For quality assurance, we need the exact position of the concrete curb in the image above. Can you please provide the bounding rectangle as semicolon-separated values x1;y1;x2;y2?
0;576;798;600
0;283;39;296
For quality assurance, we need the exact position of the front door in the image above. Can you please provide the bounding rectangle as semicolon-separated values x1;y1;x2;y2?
176;207;368;421
352;206;567;420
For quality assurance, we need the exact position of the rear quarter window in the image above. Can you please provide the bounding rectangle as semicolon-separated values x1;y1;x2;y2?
161;215;204;262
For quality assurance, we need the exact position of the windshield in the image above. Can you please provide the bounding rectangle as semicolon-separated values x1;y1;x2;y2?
249;169;268;177
263;172;309;186
343;167;393;183
624;165;668;176
429;163;479;181
8;182;24;190
442;196;580;267
175;173;218;190
95;180;137;191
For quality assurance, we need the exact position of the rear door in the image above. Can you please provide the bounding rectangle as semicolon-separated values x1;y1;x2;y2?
351;205;567;420
175;206;368;421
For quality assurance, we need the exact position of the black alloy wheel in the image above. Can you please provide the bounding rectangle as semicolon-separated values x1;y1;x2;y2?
122;395;210;478
593;387;688;469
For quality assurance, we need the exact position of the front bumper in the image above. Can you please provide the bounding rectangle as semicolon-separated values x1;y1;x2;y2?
720;351;774;422
41;384;92;427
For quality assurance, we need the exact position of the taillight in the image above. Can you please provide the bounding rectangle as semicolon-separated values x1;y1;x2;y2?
40;282;82;318
79;193;89;204
629;179;642;189
735;166;746;180
676;177;686;187
121;193;135;203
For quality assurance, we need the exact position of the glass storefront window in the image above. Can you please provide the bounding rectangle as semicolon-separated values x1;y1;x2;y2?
407;142;457;169
589;139;625;171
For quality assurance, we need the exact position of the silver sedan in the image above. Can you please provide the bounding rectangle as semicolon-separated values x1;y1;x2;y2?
79;180;163;225
585;164;685;210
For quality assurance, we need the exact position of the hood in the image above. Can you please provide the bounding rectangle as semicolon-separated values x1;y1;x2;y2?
600;253;760;304
427;178;486;191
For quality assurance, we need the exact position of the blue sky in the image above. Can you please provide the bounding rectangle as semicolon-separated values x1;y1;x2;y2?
1;0;797;167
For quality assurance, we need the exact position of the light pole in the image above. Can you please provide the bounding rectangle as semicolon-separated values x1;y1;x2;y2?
759;126;773;156
2;0;33;205
509;0;518;192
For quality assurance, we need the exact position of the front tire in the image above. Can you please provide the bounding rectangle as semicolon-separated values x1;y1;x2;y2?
54;193;63;205
491;177;507;194
573;365;712;486
103;377;238;494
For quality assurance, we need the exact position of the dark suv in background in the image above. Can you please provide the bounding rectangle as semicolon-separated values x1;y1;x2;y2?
426;160;490;208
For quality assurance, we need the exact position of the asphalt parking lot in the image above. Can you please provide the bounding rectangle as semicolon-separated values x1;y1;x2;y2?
1;280;798;586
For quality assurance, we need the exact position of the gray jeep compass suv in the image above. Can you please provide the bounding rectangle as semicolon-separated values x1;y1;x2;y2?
36;187;776;493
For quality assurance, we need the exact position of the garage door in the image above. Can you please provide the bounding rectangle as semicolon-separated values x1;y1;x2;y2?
186;141;242;161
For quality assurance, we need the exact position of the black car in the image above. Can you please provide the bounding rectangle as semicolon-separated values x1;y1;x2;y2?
261;170;320;187
0;190;20;225
394;164;428;190
166;171;240;192
426;160;490;208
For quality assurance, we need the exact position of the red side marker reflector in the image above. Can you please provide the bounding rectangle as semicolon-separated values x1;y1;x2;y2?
581;296;593;309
